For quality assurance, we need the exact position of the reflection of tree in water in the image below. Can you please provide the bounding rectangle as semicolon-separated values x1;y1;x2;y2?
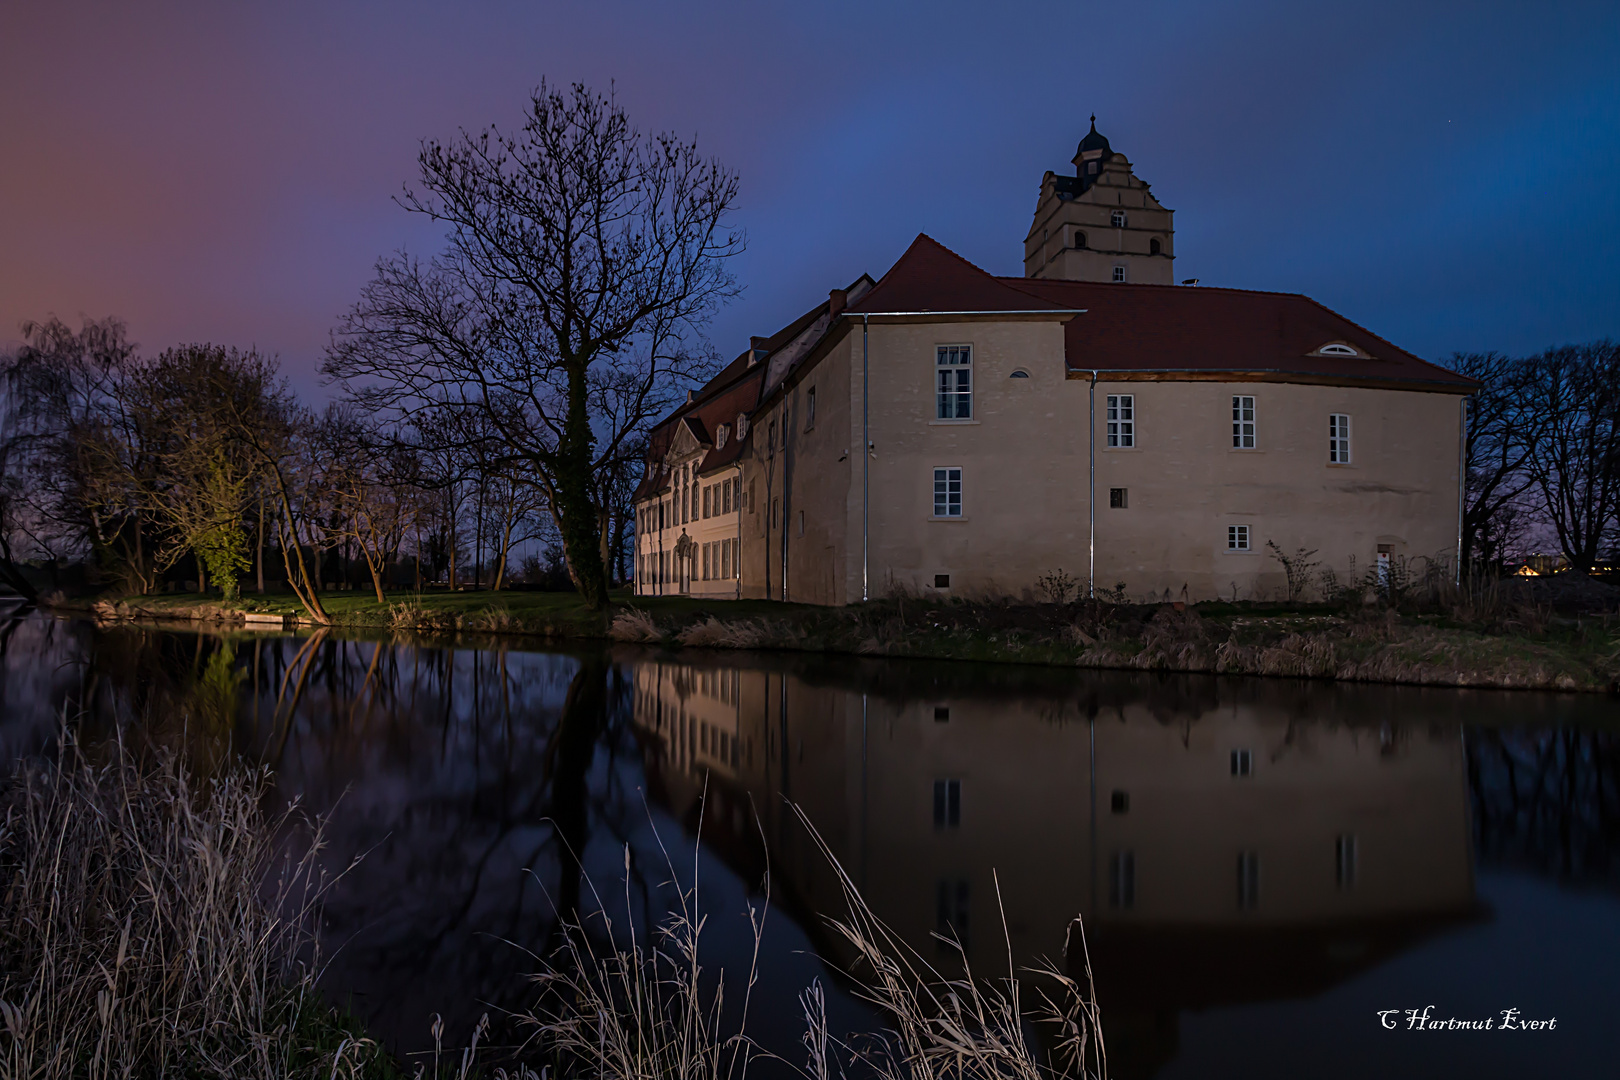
256;636;666;1056
1469;726;1620;889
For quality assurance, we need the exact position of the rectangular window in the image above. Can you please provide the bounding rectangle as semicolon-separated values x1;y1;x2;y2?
722;480;732;514
1109;487;1128;509
933;778;962;829
720;539;730;579
1105;394;1134;447
1109;850;1136;910
1329;413;1351;464
1231;748;1253;776
935;345;972;419
703;487;711;518
1228;524;1250;551
934;573;951;588
734;477;743;511
1336;834;1357;890
733;538;741;578
1232;395;1256;448
797;509;804;536
1237;851;1260;910
1112;265;1126;283
933;467;963;517
806;386;816;429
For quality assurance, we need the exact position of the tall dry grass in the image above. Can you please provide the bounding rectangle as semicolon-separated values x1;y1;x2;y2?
0;738;368;1080
509;806;1106;1080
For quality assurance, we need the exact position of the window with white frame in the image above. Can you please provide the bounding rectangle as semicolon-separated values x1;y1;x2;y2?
1111;210;1127;228
1329;413;1351;464
936;345;972;419
1232;395;1256;448
1106;394;1134;447
1228;524;1251;551
933;467;963;517
1112;265;1126;283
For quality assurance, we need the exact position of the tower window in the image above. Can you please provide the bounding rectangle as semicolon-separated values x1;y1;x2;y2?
1111;210;1127;228
1112;265;1126;283
1073;230;1087;249
1087;160;1098;175
1150;238;1162;255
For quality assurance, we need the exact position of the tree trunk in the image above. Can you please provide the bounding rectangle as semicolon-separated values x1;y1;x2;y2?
255;496;266;593
556;366;609;609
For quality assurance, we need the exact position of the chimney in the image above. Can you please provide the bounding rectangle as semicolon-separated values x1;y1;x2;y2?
828;289;848;318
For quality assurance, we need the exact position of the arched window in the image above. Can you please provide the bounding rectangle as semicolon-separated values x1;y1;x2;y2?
1073;231;1087;249
1318;343;1359;357
1009;369;1030;379
1149;238;1161;255
1111;210;1127;228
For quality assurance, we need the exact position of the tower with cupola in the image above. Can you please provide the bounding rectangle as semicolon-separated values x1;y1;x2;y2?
1024;118;1175;284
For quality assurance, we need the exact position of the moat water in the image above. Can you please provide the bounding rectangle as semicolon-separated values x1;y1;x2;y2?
2;611;1617;1079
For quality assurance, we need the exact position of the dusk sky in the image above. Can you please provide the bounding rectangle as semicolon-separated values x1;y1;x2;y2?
4;1;1617;396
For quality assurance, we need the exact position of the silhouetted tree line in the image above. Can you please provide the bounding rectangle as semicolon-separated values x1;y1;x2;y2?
0;81;741;615
1453;342;1620;574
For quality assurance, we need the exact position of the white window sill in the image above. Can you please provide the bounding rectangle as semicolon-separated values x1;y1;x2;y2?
1103;445;1140;452
929;419;981;426
1223;549;1260;555
929;515;969;522
1229;447;1263;453
1326;462;1354;468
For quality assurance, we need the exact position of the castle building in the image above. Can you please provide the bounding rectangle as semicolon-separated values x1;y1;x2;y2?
633;123;1475;604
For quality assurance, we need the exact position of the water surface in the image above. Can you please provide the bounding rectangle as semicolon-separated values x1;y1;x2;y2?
2;612;1616;1079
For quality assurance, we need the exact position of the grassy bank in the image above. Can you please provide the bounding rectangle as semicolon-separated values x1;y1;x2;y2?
52;579;1620;693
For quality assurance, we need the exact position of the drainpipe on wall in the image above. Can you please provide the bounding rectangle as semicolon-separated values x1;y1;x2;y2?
1088;370;1098;600
735;465;743;600
861;314;870;603
1455;396;1468;585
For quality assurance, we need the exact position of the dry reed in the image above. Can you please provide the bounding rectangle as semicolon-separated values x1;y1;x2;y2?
0;738;366;1079
610;607;665;643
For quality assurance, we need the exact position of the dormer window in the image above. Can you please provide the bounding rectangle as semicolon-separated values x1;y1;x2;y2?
1318;343;1359;357
715;425;729;449
736;412;749;439
1111;210;1127;228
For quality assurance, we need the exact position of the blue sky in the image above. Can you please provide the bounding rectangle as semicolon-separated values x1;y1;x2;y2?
3;1;1616;394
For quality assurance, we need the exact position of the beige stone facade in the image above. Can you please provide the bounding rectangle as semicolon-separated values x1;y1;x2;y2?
634;129;1474;605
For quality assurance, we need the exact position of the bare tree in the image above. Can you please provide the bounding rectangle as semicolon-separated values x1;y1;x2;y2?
324;81;740;609
1520;341;1620;572
1451;351;1537;569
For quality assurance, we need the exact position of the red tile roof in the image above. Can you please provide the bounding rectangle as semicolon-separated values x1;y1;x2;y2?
847;234;1062;315
850;233;1475;391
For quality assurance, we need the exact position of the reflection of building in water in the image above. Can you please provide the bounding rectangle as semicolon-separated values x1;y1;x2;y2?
631;659;1474;1079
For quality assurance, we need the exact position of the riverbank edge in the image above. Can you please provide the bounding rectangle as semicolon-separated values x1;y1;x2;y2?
44;592;1620;695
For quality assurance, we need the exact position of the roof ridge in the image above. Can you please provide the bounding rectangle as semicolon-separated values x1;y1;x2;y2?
1001;275;1312;302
